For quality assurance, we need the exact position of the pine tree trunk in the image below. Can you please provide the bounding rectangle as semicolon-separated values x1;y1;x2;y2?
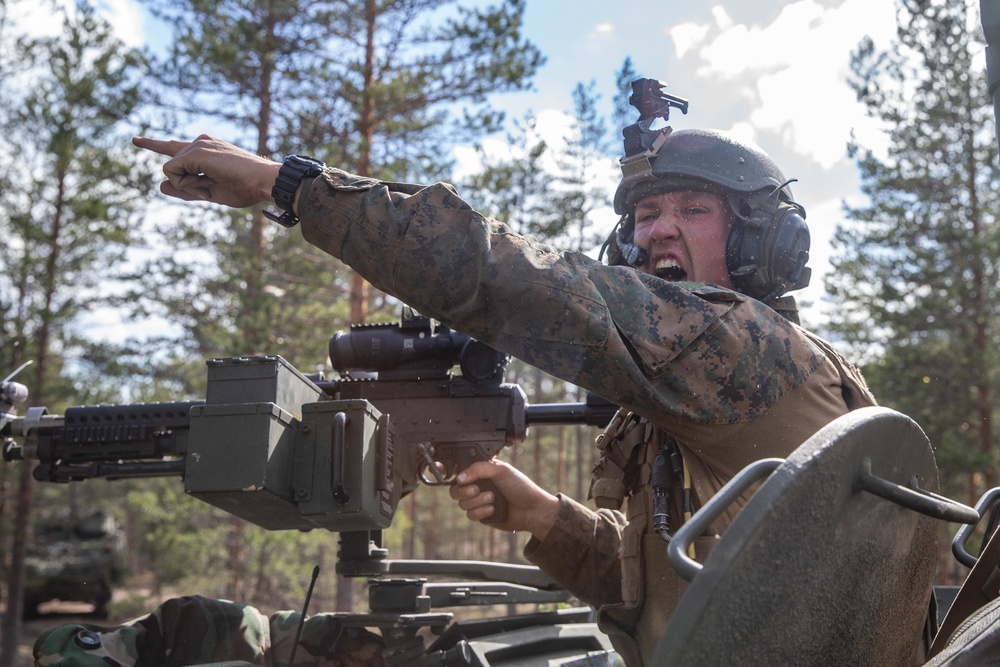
0;463;32;667
225;519;246;601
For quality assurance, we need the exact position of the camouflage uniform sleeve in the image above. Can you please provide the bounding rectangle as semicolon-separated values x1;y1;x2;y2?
269;611;385;666
33;596;270;666
297;171;825;430
32;596;388;667
522;494;626;608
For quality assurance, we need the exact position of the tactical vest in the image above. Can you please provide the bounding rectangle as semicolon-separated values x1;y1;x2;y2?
587;331;876;665
590;412;691;609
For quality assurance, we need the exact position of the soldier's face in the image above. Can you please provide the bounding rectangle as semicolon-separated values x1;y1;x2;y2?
632;190;735;289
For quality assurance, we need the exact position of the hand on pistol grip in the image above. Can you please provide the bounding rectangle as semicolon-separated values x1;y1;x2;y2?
418;442;508;524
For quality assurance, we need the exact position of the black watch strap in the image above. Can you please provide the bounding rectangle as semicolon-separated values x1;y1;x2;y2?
264;155;326;228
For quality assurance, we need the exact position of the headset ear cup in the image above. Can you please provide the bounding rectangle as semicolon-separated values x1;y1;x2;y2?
727;217;768;297
725;202;811;300
770;205;811;292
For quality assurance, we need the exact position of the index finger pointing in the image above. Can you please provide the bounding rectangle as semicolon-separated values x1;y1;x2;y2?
132;136;190;157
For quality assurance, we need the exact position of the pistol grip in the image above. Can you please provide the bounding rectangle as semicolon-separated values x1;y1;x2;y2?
479;478;508;525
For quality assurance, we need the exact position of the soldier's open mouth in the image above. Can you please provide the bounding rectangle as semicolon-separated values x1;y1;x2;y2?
654;257;686;281
655;265;687;281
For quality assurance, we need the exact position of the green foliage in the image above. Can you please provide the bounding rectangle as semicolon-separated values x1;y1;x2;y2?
0;2;154;382
461;113;556;236
461;73;620;253
126;0;544;366
612;57;640;137
827;0;1000;491
293;0;545;181
0;4;155;652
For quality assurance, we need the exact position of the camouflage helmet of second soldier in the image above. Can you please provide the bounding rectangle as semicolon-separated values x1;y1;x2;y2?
605;127;812;303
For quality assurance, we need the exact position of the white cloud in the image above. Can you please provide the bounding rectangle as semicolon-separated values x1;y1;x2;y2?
12;0;146;46
725;121;760;148
670;21;711;58
711;6;734;32
10;2;63;38
670;0;897;169
96;0;147;48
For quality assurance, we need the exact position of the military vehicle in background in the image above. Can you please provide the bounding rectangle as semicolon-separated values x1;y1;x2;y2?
23;509;127;619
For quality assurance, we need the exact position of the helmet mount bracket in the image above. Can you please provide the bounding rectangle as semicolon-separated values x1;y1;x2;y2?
619;80;691;202
609;79;690;270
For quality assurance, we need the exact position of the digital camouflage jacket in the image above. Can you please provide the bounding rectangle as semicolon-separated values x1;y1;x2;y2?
296;170;877;665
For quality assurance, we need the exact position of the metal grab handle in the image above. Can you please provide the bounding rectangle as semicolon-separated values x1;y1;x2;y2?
951;488;1000;568
857;457;978;525
331;412;349;503
668;458;783;582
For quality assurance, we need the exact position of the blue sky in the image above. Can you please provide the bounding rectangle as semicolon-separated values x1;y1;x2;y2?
19;0;922;328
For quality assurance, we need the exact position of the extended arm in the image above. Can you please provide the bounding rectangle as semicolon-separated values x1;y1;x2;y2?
132;134;821;434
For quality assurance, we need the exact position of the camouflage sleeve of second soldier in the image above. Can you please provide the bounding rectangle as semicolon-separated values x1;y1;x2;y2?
521;494;627;607
297;170;824;428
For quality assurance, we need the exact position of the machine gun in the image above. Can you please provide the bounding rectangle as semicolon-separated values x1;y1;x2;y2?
3;313;623;664
2;313;615;532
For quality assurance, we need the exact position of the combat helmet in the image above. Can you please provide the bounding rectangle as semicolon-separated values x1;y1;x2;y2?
604;81;812;305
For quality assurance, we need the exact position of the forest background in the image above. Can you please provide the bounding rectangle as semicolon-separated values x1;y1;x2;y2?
0;0;998;663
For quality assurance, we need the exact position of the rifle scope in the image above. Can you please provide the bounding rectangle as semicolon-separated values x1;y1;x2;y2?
329;317;508;384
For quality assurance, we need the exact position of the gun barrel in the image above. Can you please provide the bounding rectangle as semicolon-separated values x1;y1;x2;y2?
526;393;617;428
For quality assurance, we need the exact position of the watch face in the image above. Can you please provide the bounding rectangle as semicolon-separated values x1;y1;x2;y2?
289;155;325;172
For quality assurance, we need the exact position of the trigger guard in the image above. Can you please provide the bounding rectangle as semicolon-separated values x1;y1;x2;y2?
420;459;455;485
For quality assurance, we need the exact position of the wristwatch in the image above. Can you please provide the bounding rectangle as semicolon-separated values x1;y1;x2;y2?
263;154;326;228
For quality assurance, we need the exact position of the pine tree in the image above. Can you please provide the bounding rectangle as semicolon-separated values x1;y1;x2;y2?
136;0;359;364
549;80;616;253
827;0;1000;503
137;0;543;339
461;112;555;235
612;57;640;139
0;5;152;661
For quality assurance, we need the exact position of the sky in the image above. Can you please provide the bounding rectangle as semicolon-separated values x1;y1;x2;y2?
14;0;930;330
